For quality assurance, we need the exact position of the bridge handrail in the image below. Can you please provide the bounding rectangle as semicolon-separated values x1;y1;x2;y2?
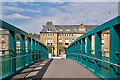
66;16;120;78
0;20;48;79
67;53;120;67
0;20;48;50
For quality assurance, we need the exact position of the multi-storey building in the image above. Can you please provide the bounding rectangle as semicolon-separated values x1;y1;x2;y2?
0;28;9;56
0;22;109;57
40;22;98;56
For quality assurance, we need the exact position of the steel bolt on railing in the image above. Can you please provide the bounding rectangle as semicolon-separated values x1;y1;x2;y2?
0;20;48;80
66;16;120;79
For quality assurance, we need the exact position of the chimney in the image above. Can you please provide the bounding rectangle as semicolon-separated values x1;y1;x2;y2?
47;21;53;25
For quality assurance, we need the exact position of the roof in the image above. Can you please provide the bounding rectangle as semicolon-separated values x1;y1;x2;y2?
41;22;57;33
40;22;98;33
0;30;9;35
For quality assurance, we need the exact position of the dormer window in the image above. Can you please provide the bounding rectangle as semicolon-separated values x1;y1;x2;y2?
50;28;52;31
48;28;50;31
59;29;63;31
66;29;70;31
48;28;52;31
79;28;85;32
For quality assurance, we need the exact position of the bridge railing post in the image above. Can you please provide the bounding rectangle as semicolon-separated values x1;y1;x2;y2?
86;35;92;68
27;37;31;65
81;38;85;66
95;32;101;76
39;43;41;60
36;41;38;61
79;40;82;63
20;34;25;67
77;40;80;62
74;42;76;61
109;25;120;78
9;30;16;74
32;39;35;62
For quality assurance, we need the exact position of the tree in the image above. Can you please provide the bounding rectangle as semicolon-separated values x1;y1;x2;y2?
46;45;52;53
57;44;65;52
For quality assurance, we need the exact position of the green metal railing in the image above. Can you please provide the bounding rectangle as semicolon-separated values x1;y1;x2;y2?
0;20;48;79
66;16;120;79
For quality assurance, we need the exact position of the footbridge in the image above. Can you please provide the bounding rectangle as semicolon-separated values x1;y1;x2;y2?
0;16;120;80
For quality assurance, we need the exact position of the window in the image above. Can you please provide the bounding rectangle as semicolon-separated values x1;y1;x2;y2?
48;34;49;36
48;28;52;31
45;39;47;45
66;29;70;31
79;28;85;32
67;34;68;36
46;34;47;36
81;29;84;31
101;39;104;46
50;28;52;31
62;34;64;36
72;39;74;42
2;36;5;41
59;39;62;43
50;34;52;36
59;34;61;36
65;39;69;45
43;34;45;36
59;29;63;31
102;34;104;37
53;34;54;36
72;34;73;36
69;34;71;36
65;34;66;36
47;38;50;45
51;38;53;45
48;28;50;31
2;43;5;49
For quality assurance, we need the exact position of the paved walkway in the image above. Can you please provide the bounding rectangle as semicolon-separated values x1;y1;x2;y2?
10;59;100;80
43;59;98;78
10;59;52;80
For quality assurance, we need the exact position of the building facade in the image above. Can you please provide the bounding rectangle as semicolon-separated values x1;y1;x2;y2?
0;22;110;58
40;22;98;56
0;28;9;56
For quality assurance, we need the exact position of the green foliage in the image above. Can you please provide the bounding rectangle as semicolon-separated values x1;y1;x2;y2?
46;45;52;53
58;44;65;51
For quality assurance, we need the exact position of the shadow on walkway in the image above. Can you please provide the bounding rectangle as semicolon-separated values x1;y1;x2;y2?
10;59;53;80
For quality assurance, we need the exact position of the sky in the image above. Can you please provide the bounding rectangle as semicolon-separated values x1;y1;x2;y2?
1;1;119;34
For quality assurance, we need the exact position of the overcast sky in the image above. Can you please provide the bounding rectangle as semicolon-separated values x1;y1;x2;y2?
1;1;119;33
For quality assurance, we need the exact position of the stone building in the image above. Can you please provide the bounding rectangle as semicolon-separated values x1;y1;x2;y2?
40;22;98;56
0;28;9;56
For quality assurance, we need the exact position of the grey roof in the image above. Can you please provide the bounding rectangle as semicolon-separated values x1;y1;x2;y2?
84;25;98;31
0;30;9;35
40;22;98;33
41;22;57;32
55;25;78;33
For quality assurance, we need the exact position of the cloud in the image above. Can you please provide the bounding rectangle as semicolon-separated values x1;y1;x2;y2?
3;13;31;19
50;2;65;5
2;0;120;2
16;2;118;34
6;2;18;6
26;9;41;13
3;6;25;12
2;5;41;13
2;2;118;34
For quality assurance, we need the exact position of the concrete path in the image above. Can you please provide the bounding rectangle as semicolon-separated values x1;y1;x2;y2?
43;59;99;78
10;59;100;80
10;59;52;80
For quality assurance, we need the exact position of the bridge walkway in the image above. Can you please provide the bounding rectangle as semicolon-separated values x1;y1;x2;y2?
10;59;100;79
